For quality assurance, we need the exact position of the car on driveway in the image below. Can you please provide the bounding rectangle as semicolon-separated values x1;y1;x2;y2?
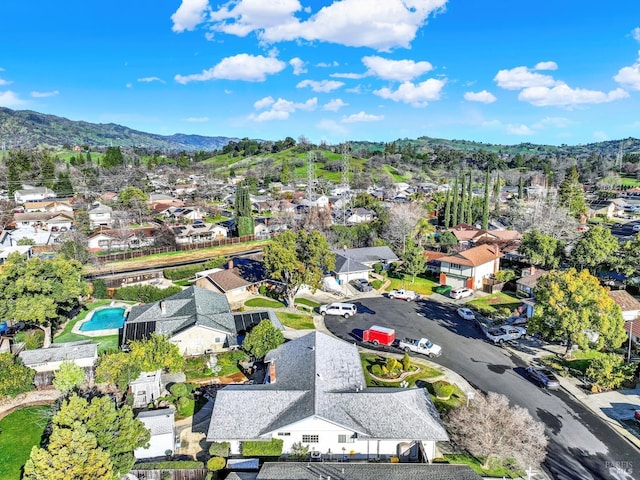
450;287;473;300
433;284;452;295
457;308;475;320
319;302;357;318
350;278;373;292
388;289;419;301
504;315;528;327
525;365;560;390
485;325;526;344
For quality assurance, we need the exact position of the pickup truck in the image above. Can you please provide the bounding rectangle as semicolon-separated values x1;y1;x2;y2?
388;289;419;301
397;337;442;357
485;325;526;344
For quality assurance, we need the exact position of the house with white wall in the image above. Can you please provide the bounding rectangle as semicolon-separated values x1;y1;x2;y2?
14;185;57;203
88;202;113;229
206;331;449;462
436;244;502;290
134;408;177;459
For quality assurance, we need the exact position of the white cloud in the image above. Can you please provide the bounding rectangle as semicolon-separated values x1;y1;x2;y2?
374;78;445;107
464;90;496;104
0;91;27;107
183;116;209;122
494;66;557;90
330;72;367;79
203;0;448;51
289;57;307;75
518;83;628;107
0;78;12;86
316;61;339;68
531;116;572;129
323;98;348;111
126;83;133;89
171;0;210;32
31;90;59;98
175;53;286;83
362;56;433;81
249;96;317;121
534;61;558;71
316;118;348;136
614;52;640;90
632;27;640;42
138;77;166;83
296;79;344;92
341;111;384;123
506;124;535;135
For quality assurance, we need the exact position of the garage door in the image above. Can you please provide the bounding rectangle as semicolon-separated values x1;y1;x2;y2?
447;276;467;288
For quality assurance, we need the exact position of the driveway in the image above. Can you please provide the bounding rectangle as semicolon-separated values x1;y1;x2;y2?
323;296;639;480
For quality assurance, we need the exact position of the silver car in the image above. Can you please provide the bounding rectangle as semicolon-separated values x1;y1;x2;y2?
525;366;560;390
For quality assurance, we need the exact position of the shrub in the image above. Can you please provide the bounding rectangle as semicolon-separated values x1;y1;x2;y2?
114;285;182;303
433;380;454;399
0;352;35;398
371;364;383;376
258;284;268;296
386;357;399;373
170;383;189;397
207;457;226;472
209;441;230;458
371;279;383;290
241;438;283;456
373;262;384;274
163;265;205;280
494;269;516;283
585;353;636;391
289;441;309;460
176;396;195;417
17;330;45;350
92;279;108;299
402;352;411;372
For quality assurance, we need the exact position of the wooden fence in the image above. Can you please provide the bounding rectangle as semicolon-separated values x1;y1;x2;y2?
128;469;208;480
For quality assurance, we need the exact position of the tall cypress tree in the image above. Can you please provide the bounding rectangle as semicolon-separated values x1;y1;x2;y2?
482;169;491;230
451;177;459;227
518;176;525;201
234;183;254;237
458;174;467;225
443;187;452;228
493;172;501;216
466;171;473;225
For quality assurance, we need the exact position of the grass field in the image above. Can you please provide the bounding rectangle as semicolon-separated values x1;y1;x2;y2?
0;406;51;480
275;311;315;329
466;292;522;317
244;297;285;308
360;353;441;388
386;274;439;295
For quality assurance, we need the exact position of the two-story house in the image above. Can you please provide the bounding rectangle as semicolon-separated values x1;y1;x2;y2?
88;202;114;229
436;244;502;290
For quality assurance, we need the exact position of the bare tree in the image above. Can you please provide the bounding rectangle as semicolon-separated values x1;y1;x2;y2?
446;391;548;471
507;196;578;241
381;203;425;253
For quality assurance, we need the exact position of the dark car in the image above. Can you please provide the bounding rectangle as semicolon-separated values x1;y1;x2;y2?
433;284;452;295
525;366;560;390
350;278;373;292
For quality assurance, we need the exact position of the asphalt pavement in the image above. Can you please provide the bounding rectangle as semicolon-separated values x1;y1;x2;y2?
309;292;640;480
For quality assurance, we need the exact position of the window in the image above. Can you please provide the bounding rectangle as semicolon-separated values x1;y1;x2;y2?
302;435;319;443
338;434;354;444
277;432;290;437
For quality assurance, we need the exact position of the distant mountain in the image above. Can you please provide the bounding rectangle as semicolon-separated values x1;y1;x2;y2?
0;107;238;152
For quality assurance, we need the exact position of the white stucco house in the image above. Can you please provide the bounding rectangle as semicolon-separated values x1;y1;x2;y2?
14;185;57;204
206;331;449;462
134;408;177;459
88;202;114;229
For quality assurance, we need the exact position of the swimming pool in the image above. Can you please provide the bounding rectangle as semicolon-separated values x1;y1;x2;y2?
79;307;126;332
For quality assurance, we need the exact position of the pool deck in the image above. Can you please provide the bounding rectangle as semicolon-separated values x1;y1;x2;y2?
73;302;130;337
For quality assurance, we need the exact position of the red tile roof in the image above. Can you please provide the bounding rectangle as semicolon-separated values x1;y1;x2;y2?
438;244;502;267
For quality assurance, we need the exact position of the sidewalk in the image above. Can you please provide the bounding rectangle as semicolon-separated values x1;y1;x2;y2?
505;338;640;451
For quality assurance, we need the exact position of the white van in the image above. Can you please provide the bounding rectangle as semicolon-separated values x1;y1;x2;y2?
319;302;357;318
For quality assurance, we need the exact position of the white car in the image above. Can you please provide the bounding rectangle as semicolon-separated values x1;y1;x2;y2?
450;287;473;300
319;302;357;318
633;224;640;232
457;308;475;320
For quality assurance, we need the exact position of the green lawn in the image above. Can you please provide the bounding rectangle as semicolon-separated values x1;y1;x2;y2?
275;311;315;329
620;175;640;187
542;349;606;375
360;353;441;388
440;454;522;478
386;274;438;295
244;297;285;308
466;292;522;317
294;298;320;308
0;406;51;480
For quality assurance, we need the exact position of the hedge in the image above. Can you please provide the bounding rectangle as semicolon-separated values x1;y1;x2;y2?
176;396;195;417
207;457;226;472
134;461;204;470
163;265;205;281
209;441;231;458
169;382;189;397
114;285;182;303
92;279;108;299
433;380;454;399
241;438;283;456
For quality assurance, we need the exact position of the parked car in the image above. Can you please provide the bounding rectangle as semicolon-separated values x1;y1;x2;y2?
450;287;473;300
433;284;452;295
388;289;419;301
504;315;528;327
485;325;527;344
319;302;357;318
633;224;640;232
350;278;373;292
525;365;560;390
457;308;475;320
634;409;640;424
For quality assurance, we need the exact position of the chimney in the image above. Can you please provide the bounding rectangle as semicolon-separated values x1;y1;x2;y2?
530;265;536;276
160;301;166;315
227;259;233;270
269;362;276;384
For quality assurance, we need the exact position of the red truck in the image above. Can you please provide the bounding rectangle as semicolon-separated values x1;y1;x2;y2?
362;325;396;346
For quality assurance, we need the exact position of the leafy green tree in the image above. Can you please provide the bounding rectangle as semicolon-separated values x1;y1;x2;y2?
0;255;89;346
242;319;285;359
570;225;619;273
53;360;86;393
280;158;292;184
615;233;640;277
493;172;501;216
234;183;254;236
586;353;636;392
117;186;148;209
558;165;587;217
0;352;35;398
482;170;491;230
73;209;92;235
401;240;427;283
263;230;335;307
96;352;141;391
102;147;124;168
529;269;626;354
451;177;459;226
128;333;184;373
518;230;565;269
24;424;114;480
55;172;74;197
49;394;150;477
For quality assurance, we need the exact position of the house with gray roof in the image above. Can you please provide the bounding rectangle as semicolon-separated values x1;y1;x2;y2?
206;331;449;461
341;246;399;268
333;253;372;285
18;340;98;387
134;408;177;459
121;286;283;356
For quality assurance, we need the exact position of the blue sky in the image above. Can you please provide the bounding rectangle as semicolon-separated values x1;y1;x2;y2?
2;0;640;146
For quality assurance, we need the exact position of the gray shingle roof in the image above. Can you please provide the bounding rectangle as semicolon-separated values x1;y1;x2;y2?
341;246;399;265
18;341;97;367
256;462;483;480
136;408;175;436
207;332;448;443
126;286;236;336
334;254;371;274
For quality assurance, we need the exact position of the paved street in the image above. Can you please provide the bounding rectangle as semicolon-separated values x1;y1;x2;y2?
322;296;639;480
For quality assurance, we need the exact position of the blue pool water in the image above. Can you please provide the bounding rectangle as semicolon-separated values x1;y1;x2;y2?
80;307;126;332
